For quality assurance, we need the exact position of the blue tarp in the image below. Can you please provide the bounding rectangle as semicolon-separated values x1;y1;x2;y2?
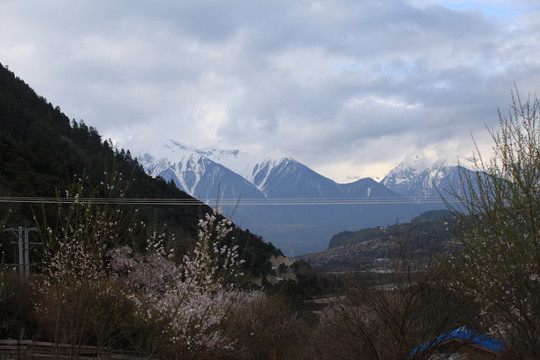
410;326;505;356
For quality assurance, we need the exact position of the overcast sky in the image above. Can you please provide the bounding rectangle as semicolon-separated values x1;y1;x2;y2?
1;0;539;182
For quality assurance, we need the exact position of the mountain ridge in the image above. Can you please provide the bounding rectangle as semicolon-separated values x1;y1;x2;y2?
122;140;468;254
124;138;394;200
127;140;474;201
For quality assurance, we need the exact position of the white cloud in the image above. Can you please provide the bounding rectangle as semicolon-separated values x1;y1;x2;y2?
1;0;539;181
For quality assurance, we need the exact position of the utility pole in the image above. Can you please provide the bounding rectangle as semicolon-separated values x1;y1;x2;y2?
24;227;32;275
3;226;40;279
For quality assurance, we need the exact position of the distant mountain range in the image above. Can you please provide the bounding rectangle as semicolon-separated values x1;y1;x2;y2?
133;140;396;201
121;139;476;255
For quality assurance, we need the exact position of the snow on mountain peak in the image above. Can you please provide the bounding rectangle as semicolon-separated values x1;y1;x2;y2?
381;149;477;198
390;150;474;176
120;137;291;187
399;151;444;172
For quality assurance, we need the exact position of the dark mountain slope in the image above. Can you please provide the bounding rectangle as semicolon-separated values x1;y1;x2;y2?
0;62;279;275
256;158;344;198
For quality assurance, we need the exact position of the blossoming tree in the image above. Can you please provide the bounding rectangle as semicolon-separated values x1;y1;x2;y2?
110;208;246;358
37;174;130;357
447;90;540;358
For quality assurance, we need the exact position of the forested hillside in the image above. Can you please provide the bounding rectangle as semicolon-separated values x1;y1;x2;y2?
300;210;454;271
0;62;279;276
328;209;453;249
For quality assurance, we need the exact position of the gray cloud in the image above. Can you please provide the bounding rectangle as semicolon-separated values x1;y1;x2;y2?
1;0;539;182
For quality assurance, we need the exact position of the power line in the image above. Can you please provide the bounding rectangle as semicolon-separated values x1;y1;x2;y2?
0;196;455;206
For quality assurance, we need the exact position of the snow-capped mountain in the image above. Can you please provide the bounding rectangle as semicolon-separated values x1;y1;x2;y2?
121;140;459;254
254;158;344;198
381;152;475;199
136;141;265;200
137;151;265;201
131;139;394;201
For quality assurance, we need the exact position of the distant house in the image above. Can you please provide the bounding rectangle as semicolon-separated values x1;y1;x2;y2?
410;327;505;359
269;255;293;270
264;255;296;283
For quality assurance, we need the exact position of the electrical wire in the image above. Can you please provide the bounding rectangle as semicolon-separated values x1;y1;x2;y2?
0;196;455;206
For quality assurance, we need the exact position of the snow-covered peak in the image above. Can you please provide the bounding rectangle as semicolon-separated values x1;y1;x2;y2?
180;144;294;185
118;137;292;186
388;150;474;178
399;152;440;173
204;148;272;182
380;150;477;198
